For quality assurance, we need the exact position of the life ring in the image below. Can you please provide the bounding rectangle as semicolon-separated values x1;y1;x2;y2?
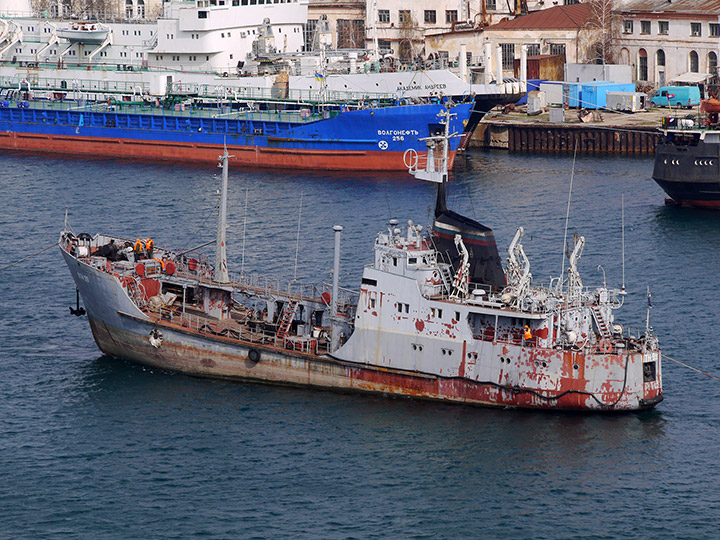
425;270;441;285
599;339;613;354
403;148;419;170
247;348;261;364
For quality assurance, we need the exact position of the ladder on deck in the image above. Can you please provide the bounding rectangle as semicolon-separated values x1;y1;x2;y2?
438;265;454;295
591;306;612;338
276;299;298;339
126;277;147;310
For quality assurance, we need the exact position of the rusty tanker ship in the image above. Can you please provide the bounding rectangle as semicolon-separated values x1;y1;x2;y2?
61;115;663;411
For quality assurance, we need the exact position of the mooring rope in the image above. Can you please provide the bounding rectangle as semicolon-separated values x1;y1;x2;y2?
662;353;720;382
0;241;59;272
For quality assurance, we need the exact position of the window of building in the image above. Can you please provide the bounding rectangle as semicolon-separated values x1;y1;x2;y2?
501;43;514;68
399;10;411;24
486;0;496;9
690;50;699;73
378;40;391;54
711;23;720;37
659;20;669;34
638;48;647;81
137;0;145;17
563;0;579;4
198;10;207;18
691;22;701;36
623;20;633;34
378;9;390;23
657;49;665;67
710;52;718;74
526;43;540;56
125;0;133;18
446;10;457;24
549;43;566;56
424;10;436;24
336;19;364;48
640;20;650;34
304;19;317;51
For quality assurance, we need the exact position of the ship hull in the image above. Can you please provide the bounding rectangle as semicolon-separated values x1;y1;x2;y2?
0;102;468;170
62;248;662;411
653;135;720;208
0;131;457;170
85;313;660;411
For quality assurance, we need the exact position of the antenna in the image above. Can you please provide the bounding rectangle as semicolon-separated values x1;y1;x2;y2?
241;185;248;278
621;194;626;293
293;191;304;281
559;142;578;294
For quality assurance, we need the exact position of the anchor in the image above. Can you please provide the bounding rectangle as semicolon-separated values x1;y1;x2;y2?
69;287;86;316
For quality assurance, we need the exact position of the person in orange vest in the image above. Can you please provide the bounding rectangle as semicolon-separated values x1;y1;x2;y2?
524;325;533;342
145;238;154;259
133;238;143;260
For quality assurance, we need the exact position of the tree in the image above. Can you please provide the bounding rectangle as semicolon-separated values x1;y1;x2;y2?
579;0;619;65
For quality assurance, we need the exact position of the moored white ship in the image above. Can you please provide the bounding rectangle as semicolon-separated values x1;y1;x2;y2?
60;114;662;411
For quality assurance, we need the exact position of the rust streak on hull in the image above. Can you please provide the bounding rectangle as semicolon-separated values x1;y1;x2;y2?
89;316;661;411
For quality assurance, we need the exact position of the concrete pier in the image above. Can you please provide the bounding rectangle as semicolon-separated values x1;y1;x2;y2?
470;109;671;154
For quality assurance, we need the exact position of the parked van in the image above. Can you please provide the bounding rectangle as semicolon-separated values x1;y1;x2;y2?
650;86;701;108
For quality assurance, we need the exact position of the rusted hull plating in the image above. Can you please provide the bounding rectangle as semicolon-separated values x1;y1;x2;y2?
0;132;457;171
87;314;662;411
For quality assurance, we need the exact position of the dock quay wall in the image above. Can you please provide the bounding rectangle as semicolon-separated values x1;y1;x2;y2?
471;122;661;154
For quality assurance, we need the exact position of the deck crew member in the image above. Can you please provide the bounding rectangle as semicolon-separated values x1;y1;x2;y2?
134;238;144;260
145;238;154;259
524;325;532;341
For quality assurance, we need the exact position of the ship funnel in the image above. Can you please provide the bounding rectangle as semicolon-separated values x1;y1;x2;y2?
405;108;506;290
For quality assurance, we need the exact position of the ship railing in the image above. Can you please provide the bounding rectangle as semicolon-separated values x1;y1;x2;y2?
3;97;339;124
226;272;357;311
0;75;151;95
661;114;710;131
169;81;397;107
170;309;332;354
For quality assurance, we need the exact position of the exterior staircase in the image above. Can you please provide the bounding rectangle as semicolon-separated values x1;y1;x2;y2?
438;264;454;294
591;306;612;338
276;299;298;339
126;277;147;310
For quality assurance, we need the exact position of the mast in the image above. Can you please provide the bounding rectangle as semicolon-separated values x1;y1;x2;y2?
368;0;379;63
331;225;343;351
214;148;230;283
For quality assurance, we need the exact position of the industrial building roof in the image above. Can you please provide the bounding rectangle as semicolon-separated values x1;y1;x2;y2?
487;3;592;31
617;0;720;14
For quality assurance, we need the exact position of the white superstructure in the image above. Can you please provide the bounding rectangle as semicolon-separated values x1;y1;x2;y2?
0;0;307;73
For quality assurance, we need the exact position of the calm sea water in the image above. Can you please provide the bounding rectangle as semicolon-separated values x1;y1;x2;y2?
2;149;720;539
